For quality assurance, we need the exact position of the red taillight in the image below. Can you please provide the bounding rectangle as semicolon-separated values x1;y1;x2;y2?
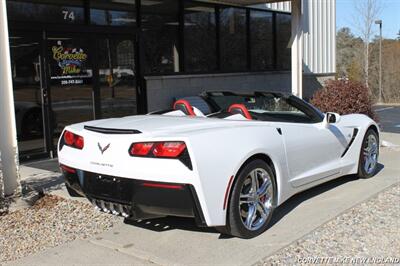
153;142;186;158
60;164;76;174
130;142;154;156
63;130;84;150
75;136;84;149
64;131;75;146
142;182;184;190
129;141;186;158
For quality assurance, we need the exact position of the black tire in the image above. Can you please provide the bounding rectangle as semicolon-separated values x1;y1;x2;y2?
358;129;379;179
218;159;276;239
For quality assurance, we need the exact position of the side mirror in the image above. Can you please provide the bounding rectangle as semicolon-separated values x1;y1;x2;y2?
323;112;341;127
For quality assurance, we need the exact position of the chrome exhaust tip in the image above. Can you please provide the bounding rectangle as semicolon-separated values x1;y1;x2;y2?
110;203;120;216
92;200;101;211
91;199;130;217
121;205;130;218
100;200;110;213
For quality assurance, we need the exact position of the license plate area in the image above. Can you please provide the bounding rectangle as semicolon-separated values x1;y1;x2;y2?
83;172;134;203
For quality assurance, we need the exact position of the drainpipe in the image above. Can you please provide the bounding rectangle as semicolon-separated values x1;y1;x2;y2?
0;0;20;197
290;0;303;98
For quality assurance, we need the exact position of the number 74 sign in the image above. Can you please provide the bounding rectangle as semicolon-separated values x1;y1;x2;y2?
62;10;75;21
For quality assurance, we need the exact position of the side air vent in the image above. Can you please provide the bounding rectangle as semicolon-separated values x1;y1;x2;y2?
341;128;359;157
84;125;142;135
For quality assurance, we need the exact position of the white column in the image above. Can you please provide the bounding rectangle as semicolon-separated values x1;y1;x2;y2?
291;0;303;98
0;1;20;196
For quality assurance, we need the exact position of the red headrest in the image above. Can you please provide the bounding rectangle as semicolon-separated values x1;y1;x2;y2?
228;104;252;120
173;99;196;116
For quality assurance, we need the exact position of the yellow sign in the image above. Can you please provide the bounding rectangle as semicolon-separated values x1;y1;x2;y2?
52;44;88;76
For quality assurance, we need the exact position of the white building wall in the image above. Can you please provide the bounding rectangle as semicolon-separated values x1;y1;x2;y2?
265;1;291;12
266;0;336;75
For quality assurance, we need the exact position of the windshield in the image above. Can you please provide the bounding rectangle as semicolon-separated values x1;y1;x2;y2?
207;92;324;123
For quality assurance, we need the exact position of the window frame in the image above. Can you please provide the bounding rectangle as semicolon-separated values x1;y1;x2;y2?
248;9;275;71
218;5;248;72
7;0;293;76
156;0;292;76
182;1;218;73
141;0;180;74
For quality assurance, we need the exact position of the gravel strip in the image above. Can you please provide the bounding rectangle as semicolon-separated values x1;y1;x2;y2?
0;194;121;263
0;198;10;216
257;183;400;265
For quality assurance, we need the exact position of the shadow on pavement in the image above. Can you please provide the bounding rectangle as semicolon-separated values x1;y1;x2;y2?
123;162;384;237
124;216;219;234
23;158;60;173
270;163;384;228
21;174;65;195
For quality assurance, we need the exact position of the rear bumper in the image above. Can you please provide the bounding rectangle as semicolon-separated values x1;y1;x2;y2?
62;165;207;227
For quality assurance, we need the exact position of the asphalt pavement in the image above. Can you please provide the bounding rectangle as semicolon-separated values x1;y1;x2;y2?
374;105;400;133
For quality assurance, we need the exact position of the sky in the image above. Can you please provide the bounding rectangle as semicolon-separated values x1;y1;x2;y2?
336;0;400;39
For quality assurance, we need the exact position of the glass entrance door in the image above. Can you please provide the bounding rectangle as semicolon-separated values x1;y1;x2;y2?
46;34;138;154
10;34;48;158
46;35;95;147
11;32;138;160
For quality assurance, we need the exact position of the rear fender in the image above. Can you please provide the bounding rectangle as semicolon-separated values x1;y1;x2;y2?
187;125;290;226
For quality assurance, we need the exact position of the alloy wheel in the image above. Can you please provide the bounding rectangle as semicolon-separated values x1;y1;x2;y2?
239;168;274;231
363;134;378;175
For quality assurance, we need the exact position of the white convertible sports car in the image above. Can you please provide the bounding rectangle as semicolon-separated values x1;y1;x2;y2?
58;91;379;238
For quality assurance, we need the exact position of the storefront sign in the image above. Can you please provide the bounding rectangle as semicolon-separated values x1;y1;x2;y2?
50;41;91;85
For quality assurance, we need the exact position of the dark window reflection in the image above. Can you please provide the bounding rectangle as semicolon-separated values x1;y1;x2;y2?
98;39;137;118
7;1;84;24
142;0;179;74
276;13;291;70
10;36;46;155
184;2;217;72
220;7;247;72
90;0;135;26
250;10;273;70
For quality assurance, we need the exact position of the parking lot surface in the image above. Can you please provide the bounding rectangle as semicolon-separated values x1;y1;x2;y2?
374;105;400;133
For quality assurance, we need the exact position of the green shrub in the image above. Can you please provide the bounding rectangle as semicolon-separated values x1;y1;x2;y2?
311;79;377;121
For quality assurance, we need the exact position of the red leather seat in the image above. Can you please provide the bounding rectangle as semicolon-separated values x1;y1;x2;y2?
173;99;196;116
228;104;252;120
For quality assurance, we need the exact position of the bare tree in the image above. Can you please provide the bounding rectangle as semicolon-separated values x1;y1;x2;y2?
352;0;381;91
336;27;363;80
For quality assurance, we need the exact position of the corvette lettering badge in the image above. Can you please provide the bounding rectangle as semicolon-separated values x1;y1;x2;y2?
98;143;111;155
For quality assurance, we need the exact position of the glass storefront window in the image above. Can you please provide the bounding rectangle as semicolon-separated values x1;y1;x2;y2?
90;0;135;26
142;0;179;74
276;13;291;70
184;2;217;72
250;10;273;71
7;0;85;24
47;37;94;135
220;7;247;72
97;38;137;118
